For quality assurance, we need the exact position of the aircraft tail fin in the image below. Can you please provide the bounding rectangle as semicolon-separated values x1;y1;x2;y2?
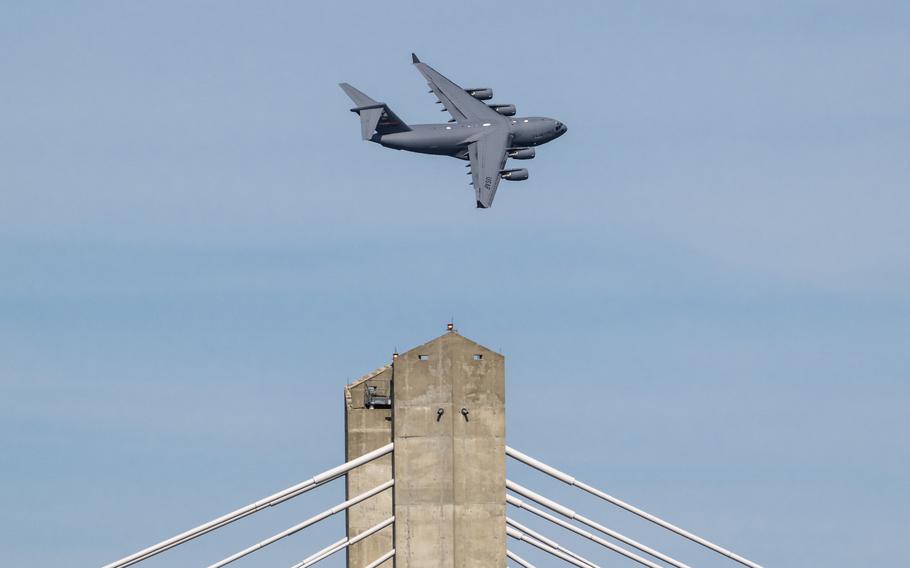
339;83;410;140
339;82;377;108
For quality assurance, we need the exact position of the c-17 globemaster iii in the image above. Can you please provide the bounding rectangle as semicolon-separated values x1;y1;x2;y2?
340;54;567;208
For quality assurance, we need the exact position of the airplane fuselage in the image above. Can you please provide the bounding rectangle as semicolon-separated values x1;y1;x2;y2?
374;116;566;159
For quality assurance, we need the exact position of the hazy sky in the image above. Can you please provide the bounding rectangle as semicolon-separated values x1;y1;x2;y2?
2;2;909;566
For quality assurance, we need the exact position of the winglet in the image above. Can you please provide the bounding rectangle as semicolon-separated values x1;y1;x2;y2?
411;53;420;64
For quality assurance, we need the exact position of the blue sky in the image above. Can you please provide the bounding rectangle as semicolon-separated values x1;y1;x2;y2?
1;1;908;566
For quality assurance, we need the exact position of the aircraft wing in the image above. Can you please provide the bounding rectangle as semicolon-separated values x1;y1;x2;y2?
469;128;511;208
412;53;501;123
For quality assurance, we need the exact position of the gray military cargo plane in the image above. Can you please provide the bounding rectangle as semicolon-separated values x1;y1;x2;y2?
340;54;567;208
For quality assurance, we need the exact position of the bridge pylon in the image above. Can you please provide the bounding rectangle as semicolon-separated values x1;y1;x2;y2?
345;329;505;568
103;325;763;568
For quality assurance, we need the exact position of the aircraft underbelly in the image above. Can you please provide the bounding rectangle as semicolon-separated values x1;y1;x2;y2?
379;128;467;156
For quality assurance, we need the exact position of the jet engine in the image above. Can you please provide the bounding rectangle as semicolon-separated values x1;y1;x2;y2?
500;168;529;181
488;104;516;116
465;88;493;100
507;147;535;160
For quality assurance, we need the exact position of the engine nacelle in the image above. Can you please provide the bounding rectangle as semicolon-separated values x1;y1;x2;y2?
500;168;529;181
465;87;493;100
507;147;535;160
488;104;516;116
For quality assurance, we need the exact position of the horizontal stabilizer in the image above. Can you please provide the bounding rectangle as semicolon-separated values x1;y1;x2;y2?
357;107;384;140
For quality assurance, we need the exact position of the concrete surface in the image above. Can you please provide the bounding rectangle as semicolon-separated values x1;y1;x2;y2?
392;331;506;568
345;366;394;568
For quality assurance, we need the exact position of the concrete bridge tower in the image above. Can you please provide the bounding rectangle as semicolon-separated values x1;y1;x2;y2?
345;329;506;568
105;327;762;568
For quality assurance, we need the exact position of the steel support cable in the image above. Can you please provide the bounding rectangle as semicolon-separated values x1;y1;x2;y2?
507;484;687;568
294;538;346;568
507;525;600;568
507;518;597;568
290;516;394;568
507;549;537;568
506;446;763;568
363;549;395;568
207;479;394;568
104;443;394;568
